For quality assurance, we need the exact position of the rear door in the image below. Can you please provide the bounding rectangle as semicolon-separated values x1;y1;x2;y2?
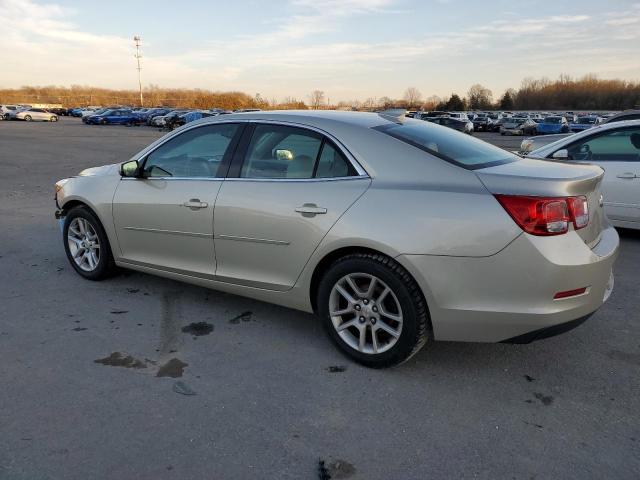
564;126;640;225
213;123;370;291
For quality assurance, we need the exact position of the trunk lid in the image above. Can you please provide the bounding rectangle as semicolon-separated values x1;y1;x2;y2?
476;158;606;247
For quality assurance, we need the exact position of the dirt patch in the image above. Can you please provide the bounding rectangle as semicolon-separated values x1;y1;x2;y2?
94;352;147;369
157;358;188;378
229;311;253;324
326;365;347;373
181;322;214;336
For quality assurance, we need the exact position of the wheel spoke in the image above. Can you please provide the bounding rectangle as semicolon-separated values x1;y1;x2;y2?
376;319;400;338
77;218;86;234
336;318;359;332
68;237;83;248
331;305;353;317
345;275;364;297
73;246;85;258
358;325;367;351
69;225;81;237
376;287;391;304
371;328;379;353
335;284;357;304
364;277;377;298
379;306;402;323
90;251;99;267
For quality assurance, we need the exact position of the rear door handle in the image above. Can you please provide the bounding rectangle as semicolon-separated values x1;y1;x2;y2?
182;199;208;209
616;173;638;179
295;203;327;216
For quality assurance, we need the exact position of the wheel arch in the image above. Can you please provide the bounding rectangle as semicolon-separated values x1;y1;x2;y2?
308;245;432;331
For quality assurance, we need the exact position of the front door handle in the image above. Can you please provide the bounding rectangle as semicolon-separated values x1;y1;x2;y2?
616;172;638;179
295;203;327;216
182;199;208;210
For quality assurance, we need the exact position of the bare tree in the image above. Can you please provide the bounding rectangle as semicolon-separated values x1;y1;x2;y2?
403;87;422;109
467;84;493;110
309;90;325;109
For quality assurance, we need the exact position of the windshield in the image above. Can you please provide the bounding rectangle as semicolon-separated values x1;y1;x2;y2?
373;120;517;170
544;117;562;124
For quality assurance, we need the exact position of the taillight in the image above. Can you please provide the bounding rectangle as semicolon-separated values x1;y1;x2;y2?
495;195;589;236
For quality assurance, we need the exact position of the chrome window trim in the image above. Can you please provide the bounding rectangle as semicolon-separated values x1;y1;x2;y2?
121;176;224;181
126;117;370;179
244;119;369;177
223;176;369;183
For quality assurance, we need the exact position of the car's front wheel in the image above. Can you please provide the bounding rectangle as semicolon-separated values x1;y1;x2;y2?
50;115;58;122
63;206;115;280
24;115;32;121
317;253;430;368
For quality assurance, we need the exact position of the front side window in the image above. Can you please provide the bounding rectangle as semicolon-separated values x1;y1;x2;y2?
373;119;517;169
143;123;240;177
564;128;640;162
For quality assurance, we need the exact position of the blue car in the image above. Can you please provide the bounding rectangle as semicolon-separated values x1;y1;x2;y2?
85;109;140;126
536;116;570;135
570;115;601;132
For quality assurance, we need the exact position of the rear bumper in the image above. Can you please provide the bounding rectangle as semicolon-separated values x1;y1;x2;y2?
398;226;619;343
501;313;592;344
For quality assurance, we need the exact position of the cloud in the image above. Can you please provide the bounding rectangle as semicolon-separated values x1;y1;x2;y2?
0;0;638;101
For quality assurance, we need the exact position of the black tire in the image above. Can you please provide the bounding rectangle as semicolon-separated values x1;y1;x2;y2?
317;253;430;368
63;206;116;280
24;115;32;122
51;115;58;122
101;119;107;125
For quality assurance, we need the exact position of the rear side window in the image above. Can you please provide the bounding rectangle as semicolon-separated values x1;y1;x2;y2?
373;120;517;169
240;124;357;179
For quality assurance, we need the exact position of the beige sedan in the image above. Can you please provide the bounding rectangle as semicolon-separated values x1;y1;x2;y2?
54;111;618;367
16;108;58;122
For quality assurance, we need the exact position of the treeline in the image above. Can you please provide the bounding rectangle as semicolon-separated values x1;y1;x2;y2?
0;85;307;110
420;75;640;112
0;75;638;111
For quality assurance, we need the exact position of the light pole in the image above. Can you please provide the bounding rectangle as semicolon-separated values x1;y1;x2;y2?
134;36;144;107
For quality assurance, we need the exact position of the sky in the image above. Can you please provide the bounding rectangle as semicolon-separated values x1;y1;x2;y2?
1;0;639;103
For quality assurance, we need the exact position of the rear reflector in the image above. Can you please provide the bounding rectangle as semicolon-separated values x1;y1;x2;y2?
495;195;589;236
553;287;588;299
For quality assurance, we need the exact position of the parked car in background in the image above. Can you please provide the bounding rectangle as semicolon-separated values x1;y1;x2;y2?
603;110;640;124
472;113;490;131
426;116;474;134
47;107;69;117
0;105;19;120
528;120;640;229
519;133;573;155
53;110;618;367
448;112;469;120
536;116;570;134
500;118;537;136
82;108;110;123
85;109;139;126
489;117;510;132
15;108;58;122
570;115;602;132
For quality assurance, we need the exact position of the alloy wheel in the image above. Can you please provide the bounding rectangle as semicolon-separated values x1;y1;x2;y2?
329;273;403;355
67;217;101;272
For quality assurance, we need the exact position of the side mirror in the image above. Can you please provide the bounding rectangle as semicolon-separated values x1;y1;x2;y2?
552;149;569;160
121;160;140;177
274;149;294;161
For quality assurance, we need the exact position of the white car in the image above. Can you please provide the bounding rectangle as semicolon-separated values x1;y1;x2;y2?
15;108;58;122
528;119;640;229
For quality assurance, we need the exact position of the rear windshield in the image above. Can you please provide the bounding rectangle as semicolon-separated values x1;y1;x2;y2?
373;120;517;170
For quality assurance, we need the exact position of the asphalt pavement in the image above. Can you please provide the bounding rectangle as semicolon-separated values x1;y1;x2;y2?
0;117;638;479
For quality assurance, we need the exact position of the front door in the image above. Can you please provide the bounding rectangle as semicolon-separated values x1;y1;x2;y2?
566;126;640;225
113;123;243;276
213;123;370;290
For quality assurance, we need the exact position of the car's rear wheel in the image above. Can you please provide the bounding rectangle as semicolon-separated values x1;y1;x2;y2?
100;119;107;125
50;115;58;122
318;253;430;368
63;206;115;280
24;115;32;122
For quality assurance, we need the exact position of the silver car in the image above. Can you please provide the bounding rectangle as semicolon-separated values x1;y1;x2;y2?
528;119;640;230
54;111;618;367
15;108;58;122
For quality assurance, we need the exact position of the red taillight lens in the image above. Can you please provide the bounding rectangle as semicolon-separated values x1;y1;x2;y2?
554;287;587;299
495;195;589;236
